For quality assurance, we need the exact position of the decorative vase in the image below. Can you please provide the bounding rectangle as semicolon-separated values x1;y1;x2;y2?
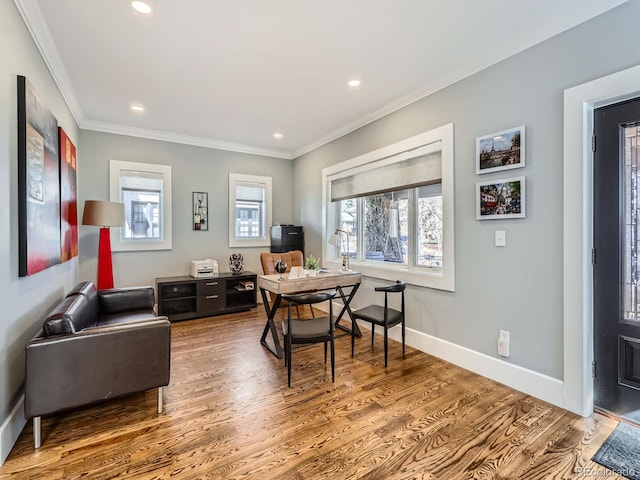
274;259;287;280
229;253;244;274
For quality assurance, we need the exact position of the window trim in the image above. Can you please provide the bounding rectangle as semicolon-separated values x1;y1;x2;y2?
109;160;172;251
228;173;272;247
322;123;455;291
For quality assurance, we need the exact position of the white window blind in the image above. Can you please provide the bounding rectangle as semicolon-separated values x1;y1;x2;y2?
330;142;442;202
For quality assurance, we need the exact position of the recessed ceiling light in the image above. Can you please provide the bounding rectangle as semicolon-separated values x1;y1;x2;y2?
347;80;361;87
273;132;283;139
131;104;145;112
131;1;152;14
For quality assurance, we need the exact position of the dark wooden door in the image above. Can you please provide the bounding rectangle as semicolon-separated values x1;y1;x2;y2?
593;97;640;424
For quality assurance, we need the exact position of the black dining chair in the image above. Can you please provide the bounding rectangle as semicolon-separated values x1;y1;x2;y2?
281;290;337;387
351;280;406;367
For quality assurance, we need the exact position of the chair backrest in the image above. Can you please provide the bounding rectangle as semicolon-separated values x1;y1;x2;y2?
375;280;406;293
375;280;406;314
260;250;303;275
281;290;336;306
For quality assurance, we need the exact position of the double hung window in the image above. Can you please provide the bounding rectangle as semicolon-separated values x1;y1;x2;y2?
110;160;172;251
229;173;272;247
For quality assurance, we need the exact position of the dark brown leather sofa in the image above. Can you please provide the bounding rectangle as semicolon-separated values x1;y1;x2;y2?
25;282;171;448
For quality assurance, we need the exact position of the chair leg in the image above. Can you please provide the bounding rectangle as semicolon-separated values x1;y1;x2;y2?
287;336;292;387
351;319;357;357
371;324;375;347
331;336;335;382
384;326;389;367
157;386;163;414
283;334;288;366
33;416;41;449
402;320;406;357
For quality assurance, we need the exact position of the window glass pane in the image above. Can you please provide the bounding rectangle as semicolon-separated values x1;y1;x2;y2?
235;182;265;239
417;184;443;269
337;199;358;258
624;124;640;322
363;190;409;264
119;170;162;240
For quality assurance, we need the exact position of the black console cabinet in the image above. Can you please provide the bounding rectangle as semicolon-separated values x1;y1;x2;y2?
156;272;257;322
271;225;304;255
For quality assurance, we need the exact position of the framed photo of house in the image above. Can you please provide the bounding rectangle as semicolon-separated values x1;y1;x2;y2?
476;125;525;174
193;192;208;230
476;176;525;220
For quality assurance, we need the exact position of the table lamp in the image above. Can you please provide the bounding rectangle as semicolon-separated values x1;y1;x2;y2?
82;200;125;290
328;228;350;271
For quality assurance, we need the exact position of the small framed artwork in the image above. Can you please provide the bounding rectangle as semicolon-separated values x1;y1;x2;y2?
476;125;525;174
193;192;208;230
476;176;525;220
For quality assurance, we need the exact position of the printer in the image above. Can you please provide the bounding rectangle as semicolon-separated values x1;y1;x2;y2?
190;259;218;278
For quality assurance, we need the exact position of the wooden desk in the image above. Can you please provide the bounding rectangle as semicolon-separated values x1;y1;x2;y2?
258;271;362;358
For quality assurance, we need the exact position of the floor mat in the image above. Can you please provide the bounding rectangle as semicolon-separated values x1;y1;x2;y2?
593;422;640;480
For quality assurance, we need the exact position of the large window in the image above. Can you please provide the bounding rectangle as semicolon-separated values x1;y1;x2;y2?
229;173;272;247
110;160;172;251
323;123;454;291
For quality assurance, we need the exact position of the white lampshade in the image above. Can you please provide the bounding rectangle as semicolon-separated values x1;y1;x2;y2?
328;233;341;246
82;200;125;227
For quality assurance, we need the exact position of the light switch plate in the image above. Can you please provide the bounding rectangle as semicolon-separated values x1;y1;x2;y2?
495;230;506;247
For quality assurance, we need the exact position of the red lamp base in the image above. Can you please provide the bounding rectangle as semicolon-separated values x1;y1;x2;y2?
97;227;114;290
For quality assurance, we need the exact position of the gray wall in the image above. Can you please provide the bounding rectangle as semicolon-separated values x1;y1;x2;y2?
78;131;294;287
0;1;79;428
293;1;640;380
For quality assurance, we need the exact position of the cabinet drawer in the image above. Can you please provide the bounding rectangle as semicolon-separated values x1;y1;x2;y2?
197;280;224;296
197;294;224;313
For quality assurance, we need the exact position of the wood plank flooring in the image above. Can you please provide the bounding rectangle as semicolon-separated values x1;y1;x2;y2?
0;308;621;479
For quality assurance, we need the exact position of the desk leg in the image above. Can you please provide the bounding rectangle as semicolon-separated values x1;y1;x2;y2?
259;288;283;359
334;283;362;337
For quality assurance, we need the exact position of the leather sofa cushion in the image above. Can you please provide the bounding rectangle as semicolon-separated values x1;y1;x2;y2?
99;287;154;315
43;295;96;336
98;309;157;327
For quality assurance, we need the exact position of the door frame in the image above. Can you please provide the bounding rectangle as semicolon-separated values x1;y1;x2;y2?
564;64;640;416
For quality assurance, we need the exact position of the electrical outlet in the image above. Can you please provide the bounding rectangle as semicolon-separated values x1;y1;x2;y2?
498;330;510;357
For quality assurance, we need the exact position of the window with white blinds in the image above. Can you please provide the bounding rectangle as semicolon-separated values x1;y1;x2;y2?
229;173;272;247
322;123;455;291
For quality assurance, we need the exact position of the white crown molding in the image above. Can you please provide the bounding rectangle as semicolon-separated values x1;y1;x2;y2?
16;0;629;162
14;0;85;127
82;119;293;159
291;0;630;159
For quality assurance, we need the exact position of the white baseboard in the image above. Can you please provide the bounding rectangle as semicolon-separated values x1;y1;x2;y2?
397;326;564;408
0;394;26;466
330;299;565;409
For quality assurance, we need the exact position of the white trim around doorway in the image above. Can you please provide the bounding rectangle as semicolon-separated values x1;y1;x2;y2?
563;64;640;416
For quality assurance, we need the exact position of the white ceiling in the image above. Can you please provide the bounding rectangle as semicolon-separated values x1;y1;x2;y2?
15;0;628;159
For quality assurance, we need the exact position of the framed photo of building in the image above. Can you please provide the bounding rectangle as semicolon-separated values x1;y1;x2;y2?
476;176;525;220
476;125;525;174
193;192;208;230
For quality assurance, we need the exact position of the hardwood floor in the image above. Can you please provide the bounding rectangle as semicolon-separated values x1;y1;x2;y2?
0;308;621;479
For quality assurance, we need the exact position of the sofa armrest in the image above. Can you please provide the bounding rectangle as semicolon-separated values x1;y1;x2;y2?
25;318;171;419
98;286;155;315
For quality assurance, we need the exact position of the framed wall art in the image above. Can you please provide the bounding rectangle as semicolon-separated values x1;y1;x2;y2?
193;192;208;230
17;75;61;276
59;127;78;262
476;125;525;174
476;176;525;220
